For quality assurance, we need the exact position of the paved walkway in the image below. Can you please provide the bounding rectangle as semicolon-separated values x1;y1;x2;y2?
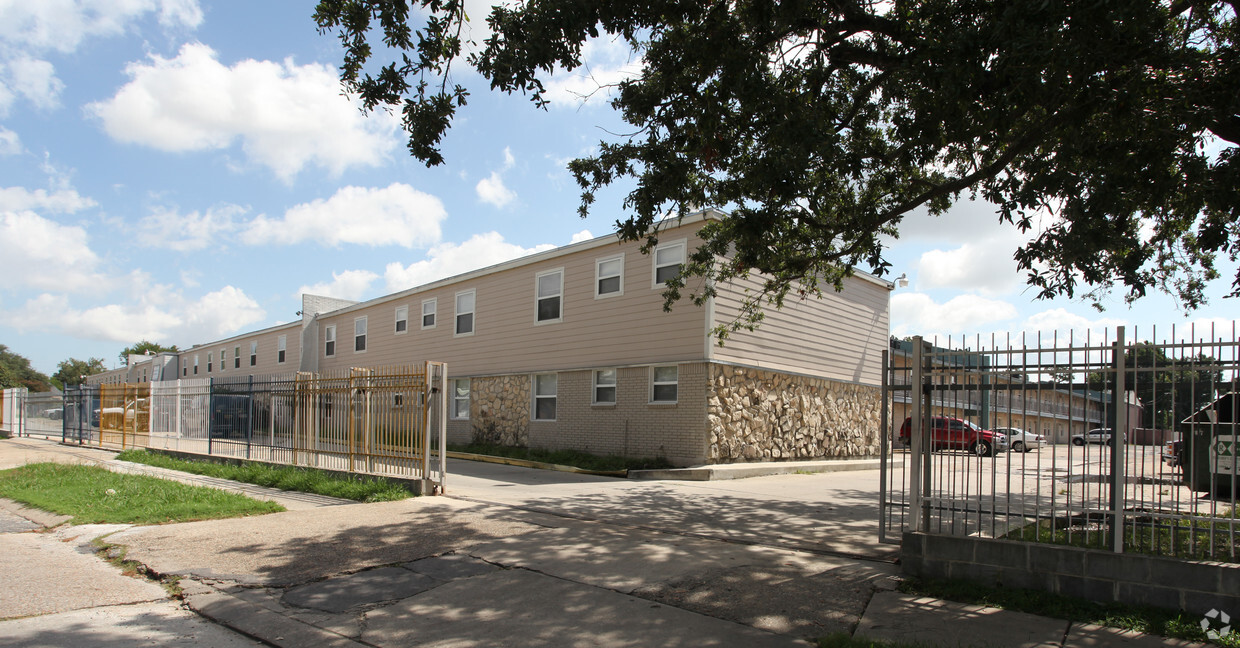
0;437;1208;647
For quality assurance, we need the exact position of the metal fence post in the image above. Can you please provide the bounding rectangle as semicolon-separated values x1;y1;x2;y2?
1111;326;1128;554
910;336;927;533
207;378;214;456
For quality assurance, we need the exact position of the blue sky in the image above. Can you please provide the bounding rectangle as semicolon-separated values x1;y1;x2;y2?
1;1;1237;376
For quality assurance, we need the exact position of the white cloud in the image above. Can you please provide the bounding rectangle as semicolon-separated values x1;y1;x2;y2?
0;186;95;213
87;43;398;181
4;57;63;111
0;0;202;54
137;203;245;251
915;241;1022;296
542;36;643;108
297;270;380;302
384;232;556;292
891;292;1019;338
475;171;516;208
0;127;21;155
570;229;594;243
245;183;444;248
0;210;103;291
0;284;264;344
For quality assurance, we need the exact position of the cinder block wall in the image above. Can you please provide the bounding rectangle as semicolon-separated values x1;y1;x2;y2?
902;531;1240;614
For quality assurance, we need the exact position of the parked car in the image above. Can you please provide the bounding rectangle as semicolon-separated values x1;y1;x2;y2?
40;407;63;420
1071;428;1113;446
899;416;1008;457
1162;439;1184;467
994;427;1045;452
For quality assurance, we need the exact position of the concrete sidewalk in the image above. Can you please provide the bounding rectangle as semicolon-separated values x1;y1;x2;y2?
0;437;1208;647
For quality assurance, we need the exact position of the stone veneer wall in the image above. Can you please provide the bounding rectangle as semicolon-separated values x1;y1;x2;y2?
466;374;530;446
707;364;882;462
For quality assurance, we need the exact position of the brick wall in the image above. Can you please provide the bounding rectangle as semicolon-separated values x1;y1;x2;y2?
902;531;1240;614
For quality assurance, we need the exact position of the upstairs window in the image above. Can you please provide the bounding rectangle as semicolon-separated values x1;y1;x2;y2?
325;325;336;357
277;335;287;364
207;352;213;373
596;255;623;297
234;345;241;369
395;306;408;334
355;317;367;352
249;341;257;366
653;240;686;286
455;290;475;336
422;298;436;329
536;269;563;323
193;355;199;375
220;348;227;372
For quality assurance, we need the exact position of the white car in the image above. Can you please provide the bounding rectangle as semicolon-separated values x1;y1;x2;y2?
994;427;1045;452
1071;428;1113;446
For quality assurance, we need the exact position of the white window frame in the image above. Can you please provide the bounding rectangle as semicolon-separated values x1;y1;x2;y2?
394;305;408;334
534;268;564;324
220;348;227;373
593;368;617;405
250;341;258;366
532;373;557;421
421;298;437;329
277;335;287;364
455;290;475;337
193;354;199;375
595;254;624;298
650;365;679;404
325;325;336;357
451;378;470;420
234;345;241;369
207;352;213;373
354;316;368;353
652;239;687;288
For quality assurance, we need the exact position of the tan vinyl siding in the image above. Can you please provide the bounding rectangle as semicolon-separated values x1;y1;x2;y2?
711;273;890;386
178;323;302;379
317;223;713;376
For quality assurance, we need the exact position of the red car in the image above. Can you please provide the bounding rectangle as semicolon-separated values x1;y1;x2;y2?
899;416;1009;457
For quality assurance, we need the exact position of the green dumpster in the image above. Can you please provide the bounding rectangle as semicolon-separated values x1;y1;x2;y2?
1180;393;1239;493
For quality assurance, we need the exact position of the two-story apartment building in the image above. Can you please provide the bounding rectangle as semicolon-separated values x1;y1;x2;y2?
91;210;893;466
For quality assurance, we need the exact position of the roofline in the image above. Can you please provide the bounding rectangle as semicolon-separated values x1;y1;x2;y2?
314;207;890;319
184;320;302;352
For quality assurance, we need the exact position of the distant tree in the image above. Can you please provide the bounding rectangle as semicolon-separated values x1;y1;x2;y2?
118;341;178;365
51;357;107;389
1088;344;1226;429
0;345;52;392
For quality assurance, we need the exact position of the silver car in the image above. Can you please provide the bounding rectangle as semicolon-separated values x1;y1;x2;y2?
994;427;1045;452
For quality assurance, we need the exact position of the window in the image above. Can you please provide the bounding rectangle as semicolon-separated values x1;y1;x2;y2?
183;366;187;377
395;306;408;334
250;341;257;366
325;325;336;357
455;290;475;336
593;369;617;405
651;365;678;403
355;316;367;352
535;269;563;323
393;393;404;407
533;374;557;421
452;378;470;420
596;255;623;297
421;298;436;329
207;352;213;373
193;355;199;375
220;348;227;372
234;346;241;369
653;240;686;286
277;335;287;364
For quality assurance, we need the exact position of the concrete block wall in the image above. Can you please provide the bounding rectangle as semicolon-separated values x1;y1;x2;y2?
902;531;1240;615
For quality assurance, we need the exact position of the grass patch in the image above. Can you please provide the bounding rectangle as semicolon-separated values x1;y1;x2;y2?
115;449;413;502
1007;514;1240;564
901;578;1236;646
448;443;673;472
0;462;284;525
